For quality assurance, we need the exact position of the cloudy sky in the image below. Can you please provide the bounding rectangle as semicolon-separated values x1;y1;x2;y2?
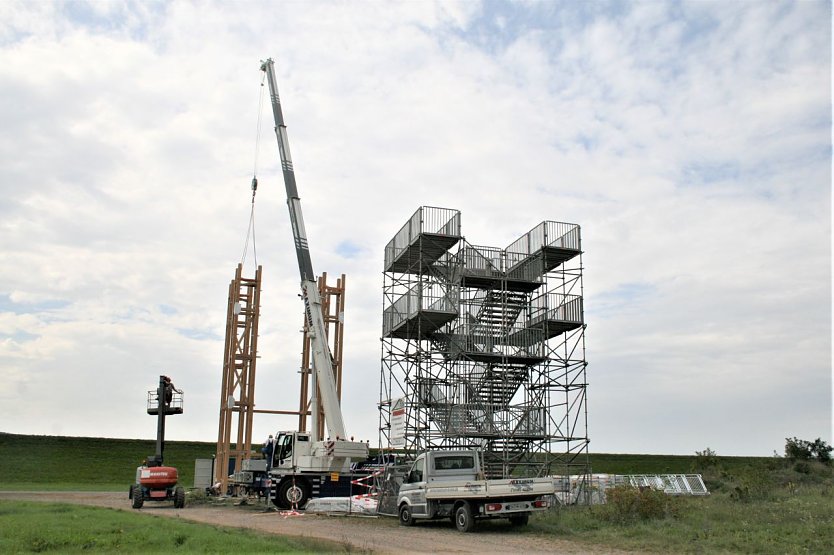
1;1;830;456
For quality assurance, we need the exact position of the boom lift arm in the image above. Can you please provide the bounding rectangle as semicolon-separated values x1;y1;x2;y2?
260;58;347;441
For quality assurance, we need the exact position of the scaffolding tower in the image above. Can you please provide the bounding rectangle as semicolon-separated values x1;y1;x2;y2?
379;207;589;480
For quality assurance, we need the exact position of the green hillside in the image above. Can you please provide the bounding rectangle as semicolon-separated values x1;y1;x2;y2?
1;432;767;491
3;433;830;554
588;452;766;475
0;433;216;490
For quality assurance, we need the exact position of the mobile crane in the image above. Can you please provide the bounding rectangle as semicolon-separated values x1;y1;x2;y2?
259;58;369;509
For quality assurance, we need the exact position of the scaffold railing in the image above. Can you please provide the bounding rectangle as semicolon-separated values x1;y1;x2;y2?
459;244;503;277
506;221;581;257
382;282;459;336
504;249;546;282
528;293;584;326
384;206;461;270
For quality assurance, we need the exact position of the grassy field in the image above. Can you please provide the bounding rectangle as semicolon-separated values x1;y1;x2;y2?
587;452;765;475
537;457;833;554
2;432;831;553
0;500;348;553
0;432;746;490
0;433;215;490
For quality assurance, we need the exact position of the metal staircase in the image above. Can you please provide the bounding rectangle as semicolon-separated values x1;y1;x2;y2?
471;290;527;337
469;363;527;407
483;436;533;477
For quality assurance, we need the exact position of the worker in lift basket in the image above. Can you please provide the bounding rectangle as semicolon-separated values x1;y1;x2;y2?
262;434;276;469
163;376;182;406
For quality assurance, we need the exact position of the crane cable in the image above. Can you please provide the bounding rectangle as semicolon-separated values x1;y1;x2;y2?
241;72;267;269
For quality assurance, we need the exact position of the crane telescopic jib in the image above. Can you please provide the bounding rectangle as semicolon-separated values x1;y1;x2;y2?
260;58;347;442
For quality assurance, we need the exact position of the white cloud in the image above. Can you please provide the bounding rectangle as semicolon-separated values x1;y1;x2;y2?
0;0;829;456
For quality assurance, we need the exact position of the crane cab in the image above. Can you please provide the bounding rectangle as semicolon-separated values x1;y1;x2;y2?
268;430;368;474
272;431;312;469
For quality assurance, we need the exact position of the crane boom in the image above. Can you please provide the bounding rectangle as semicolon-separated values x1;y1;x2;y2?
260;58;347;441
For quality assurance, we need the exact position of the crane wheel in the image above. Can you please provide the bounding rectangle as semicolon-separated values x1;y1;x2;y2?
174;486;186;508
277;478;309;509
131;486;144;509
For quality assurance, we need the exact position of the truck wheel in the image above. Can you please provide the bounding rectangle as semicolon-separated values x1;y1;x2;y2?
131;486;144;509
174;486;186;509
509;513;529;526
454;502;475;533
399;504;414;526
278;479;309;509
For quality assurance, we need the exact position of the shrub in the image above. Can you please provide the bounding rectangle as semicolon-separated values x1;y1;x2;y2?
793;461;811;474
603;485;679;523
727;465;774;503
693;447;719;470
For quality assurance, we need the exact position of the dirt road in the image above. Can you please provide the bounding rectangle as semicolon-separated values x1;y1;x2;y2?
0;491;630;554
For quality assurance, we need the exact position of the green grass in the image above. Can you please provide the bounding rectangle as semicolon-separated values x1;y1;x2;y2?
587;452;766;475
3;432;760;492
0;500;349;553
530;457;834;554
3;432;832;553
0;433;215;490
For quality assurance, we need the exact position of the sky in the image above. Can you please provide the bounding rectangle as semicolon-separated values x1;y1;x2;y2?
0;0;830;457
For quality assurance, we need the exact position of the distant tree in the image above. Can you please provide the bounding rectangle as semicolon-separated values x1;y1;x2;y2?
785;437;832;463
811;438;833;463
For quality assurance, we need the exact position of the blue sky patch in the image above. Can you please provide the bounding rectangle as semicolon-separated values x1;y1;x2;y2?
159;304;178;316
1;329;39;343
336;240;364;259
598;282;654;300
61;0;160;42
176;328;220;341
0;294;71;315
590;282;655;318
682;161;741;186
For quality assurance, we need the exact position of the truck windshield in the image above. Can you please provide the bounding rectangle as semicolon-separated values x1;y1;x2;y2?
408;458;425;483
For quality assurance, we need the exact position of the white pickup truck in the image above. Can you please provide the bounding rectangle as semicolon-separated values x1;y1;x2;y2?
397;450;554;532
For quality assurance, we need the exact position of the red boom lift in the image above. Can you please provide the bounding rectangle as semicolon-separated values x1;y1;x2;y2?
129;375;186;509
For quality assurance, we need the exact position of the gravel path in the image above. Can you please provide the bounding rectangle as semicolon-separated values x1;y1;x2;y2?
0;491;633;554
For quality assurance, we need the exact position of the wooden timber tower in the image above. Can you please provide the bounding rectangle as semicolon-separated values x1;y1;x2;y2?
214;266;347;493
215;263;263;492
